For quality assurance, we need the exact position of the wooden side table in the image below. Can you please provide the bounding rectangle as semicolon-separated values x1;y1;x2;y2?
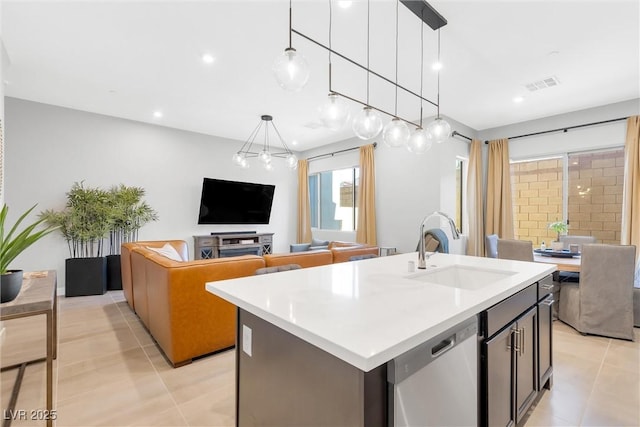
1;271;57;427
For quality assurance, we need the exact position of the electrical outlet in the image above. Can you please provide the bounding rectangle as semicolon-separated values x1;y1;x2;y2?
242;324;252;357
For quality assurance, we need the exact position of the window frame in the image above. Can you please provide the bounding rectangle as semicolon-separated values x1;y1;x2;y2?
308;166;360;232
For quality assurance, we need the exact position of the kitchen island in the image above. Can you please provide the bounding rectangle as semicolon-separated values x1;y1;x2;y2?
206;252;555;426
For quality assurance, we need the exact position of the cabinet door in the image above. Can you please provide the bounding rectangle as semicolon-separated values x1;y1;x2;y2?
485;324;516;427
538;296;553;390
515;307;538;423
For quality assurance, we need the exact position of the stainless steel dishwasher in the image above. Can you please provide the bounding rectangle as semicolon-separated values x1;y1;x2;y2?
387;316;478;427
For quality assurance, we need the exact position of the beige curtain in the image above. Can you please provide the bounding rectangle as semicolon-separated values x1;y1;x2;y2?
486;138;514;239
356;144;377;245
466;139;485;256
621;116;639;263
296;159;312;243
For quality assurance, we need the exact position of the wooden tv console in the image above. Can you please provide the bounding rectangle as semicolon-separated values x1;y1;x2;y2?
193;232;274;260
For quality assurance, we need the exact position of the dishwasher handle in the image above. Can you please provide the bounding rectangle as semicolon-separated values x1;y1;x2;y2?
430;335;455;359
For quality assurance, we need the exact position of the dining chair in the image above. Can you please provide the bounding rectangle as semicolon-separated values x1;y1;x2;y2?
497;239;534;262
485;234;498;258
559;235;596;251
558;244;636;341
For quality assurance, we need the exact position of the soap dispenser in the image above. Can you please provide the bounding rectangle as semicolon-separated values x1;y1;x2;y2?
540;241;546;251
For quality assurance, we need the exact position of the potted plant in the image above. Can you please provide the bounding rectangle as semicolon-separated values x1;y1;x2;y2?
548;220;568;251
105;185;158;290
0;204;59;303
41;182;111;296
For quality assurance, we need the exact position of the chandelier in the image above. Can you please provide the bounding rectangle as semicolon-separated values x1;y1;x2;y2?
232;115;298;171
272;0;452;151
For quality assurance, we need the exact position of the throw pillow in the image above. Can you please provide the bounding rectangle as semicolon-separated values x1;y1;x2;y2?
147;243;183;262
311;237;329;247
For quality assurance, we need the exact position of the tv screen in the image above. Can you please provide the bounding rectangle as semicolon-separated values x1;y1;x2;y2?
197;178;275;224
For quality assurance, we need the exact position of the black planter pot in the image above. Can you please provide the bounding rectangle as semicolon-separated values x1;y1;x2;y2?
107;255;123;291
65;257;107;297
1;270;24;303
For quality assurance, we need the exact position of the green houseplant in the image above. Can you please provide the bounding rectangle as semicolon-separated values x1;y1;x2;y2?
548;220;568;251
1;204;58;303
41;182;112;296
105;185;158;290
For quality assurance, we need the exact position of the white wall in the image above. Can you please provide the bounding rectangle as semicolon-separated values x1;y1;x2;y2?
4;98;297;289
479;99;639;159
302;115;474;254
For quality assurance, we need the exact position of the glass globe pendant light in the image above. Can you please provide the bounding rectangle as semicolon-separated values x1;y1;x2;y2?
407;127;432;154
233;115;298;172
272;0;310;92
383;3;409;148
425;28;451;144
352;107;383;140
383;118;410;147
273;47;310;92
318;93;350;130
425;117;451;144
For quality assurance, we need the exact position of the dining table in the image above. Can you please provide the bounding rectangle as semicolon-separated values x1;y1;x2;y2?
533;252;581;272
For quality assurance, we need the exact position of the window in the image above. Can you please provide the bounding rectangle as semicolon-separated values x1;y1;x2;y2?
511;148;624;246
309;167;359;231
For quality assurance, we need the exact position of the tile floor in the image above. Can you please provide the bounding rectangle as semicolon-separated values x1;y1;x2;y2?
1;290;638;426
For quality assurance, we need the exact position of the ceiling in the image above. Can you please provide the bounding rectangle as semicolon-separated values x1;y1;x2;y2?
3;1;639;151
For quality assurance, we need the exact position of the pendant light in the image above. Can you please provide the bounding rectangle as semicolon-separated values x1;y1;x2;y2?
273;0;310;92
425;28;451;144
352;0;382;140
383;0;410;148
406;14;432;154
318;1;350;130
233;115;298;171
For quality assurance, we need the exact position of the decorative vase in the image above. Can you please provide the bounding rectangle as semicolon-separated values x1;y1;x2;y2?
1;270;24;303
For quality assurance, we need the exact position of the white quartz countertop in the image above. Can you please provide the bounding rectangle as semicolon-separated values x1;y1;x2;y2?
206;252;555;372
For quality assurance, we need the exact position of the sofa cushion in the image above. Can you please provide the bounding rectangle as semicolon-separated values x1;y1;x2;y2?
264;250;333;269
147;243;183;262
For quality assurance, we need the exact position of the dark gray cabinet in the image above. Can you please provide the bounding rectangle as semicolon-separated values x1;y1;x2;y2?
481;276;553;427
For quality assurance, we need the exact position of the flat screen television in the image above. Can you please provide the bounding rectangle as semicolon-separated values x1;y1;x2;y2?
197;178;275;224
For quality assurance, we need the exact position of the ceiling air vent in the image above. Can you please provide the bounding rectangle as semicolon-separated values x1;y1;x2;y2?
525;76;561;92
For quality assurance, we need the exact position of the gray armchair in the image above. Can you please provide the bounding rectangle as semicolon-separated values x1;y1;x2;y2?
558;244;636;341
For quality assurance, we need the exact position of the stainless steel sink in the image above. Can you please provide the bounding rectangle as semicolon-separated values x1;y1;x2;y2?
405;265;517;290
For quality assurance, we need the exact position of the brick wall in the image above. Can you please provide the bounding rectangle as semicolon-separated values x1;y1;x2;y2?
511;159;563;247
567;150;624;244
510;149;624;247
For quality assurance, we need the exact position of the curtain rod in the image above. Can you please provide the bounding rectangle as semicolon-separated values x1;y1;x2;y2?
307;142;377;162
451;130;472;142
483;117;628;144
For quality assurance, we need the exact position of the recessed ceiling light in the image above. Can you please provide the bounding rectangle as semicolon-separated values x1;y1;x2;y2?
513;96;524;103
432;62;442;71
291;140;299;146
201;53;215;64
338;1;352;8
153;111;163;118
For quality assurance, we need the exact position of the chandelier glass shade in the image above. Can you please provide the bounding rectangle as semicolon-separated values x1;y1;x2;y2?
273;47;310;92
383;117;410;147
233;115;298;171
318;93;351;130
425;117;451;144
352;107;383;140
407;127;432;154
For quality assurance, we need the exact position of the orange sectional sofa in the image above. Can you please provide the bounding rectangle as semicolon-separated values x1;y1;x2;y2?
121;240;378;367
